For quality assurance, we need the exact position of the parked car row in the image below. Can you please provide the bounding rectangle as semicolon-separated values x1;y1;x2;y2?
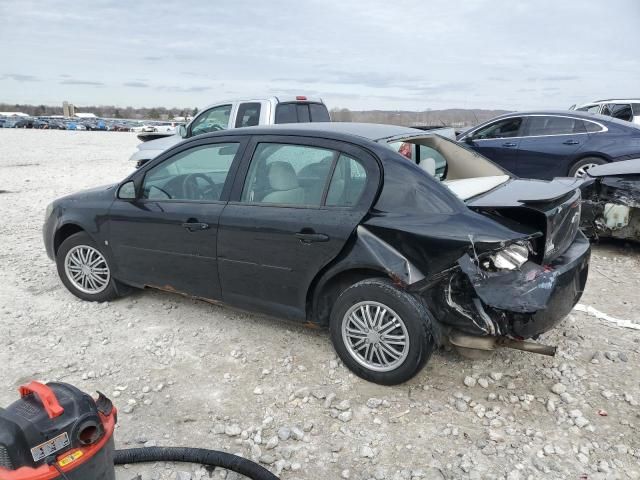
0;115;168;132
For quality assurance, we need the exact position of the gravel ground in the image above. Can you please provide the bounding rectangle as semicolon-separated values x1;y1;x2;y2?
1;129;639;480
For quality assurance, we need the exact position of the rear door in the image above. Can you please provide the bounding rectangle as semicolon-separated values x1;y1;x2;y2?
217;136;378;320
463;117;524;174
516;115;585;179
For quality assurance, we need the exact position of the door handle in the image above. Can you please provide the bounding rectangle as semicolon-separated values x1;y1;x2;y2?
295;231;329;243
182;221;210;232
502;142;517;147
563;139;580;145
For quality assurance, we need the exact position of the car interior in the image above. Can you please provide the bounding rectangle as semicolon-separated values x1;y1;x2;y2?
142;144;238;201
388;135;510;201
241;144;366;207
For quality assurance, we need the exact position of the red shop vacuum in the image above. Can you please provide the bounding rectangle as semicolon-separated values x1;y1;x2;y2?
0;381;279;480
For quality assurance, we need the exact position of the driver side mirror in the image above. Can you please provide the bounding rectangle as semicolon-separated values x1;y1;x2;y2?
464;135;475;145
178;125;188;138
118;180;137;200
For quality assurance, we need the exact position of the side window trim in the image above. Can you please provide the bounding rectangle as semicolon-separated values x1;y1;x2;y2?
319;151;340;206
137;137;247;204
472;115;607;140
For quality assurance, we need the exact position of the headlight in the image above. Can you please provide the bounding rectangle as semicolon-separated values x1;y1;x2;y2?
489;242;531;270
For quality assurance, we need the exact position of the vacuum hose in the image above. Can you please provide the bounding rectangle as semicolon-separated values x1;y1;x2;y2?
114;447;280;480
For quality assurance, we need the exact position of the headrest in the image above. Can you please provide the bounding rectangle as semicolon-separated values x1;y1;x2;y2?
419;157;436;176
268;161;299;191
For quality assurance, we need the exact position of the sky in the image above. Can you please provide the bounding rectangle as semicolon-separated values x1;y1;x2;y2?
1;0;639;111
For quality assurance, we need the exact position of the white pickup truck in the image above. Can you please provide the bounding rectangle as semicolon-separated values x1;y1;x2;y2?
130;96;330;167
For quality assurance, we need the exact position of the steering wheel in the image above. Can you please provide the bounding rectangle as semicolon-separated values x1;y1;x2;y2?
182;173;220;200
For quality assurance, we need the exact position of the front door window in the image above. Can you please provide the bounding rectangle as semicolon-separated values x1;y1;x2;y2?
189;105;232;136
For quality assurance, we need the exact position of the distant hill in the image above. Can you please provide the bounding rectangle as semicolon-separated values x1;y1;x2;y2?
330;108;511;128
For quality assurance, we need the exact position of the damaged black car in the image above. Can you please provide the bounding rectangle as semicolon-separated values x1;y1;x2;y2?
43;123;590;385
579;158;640;242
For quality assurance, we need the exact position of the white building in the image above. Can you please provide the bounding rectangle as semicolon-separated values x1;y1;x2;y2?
74;112;97;119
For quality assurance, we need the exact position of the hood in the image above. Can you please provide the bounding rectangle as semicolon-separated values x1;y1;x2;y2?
466;178;582;208
136;133;181;152
587;158;640;177
61;184;117;203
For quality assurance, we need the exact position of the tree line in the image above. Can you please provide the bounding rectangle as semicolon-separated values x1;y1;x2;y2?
1;102;508;126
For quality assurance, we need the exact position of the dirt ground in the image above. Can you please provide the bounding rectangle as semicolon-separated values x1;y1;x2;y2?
0;129;639;480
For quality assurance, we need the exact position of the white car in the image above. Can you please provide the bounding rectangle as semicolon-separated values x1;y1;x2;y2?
129;96;330;167
571;99;640;125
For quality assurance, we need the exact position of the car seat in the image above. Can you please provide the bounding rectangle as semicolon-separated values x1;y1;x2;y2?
261;161;305;204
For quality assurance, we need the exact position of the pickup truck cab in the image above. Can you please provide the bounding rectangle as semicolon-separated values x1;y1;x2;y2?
130;96;330;167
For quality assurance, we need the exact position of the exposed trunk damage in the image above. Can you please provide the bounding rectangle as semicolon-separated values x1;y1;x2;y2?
579;159;640;241
330;176;590;357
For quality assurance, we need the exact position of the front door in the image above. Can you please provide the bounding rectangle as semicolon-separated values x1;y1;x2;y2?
107;139;245;299
464;117;524;174
217;137;377;320
516;116;584;179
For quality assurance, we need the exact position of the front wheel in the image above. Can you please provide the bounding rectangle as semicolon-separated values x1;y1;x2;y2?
329;278;435;385
569;157;606;177
56;232;119;302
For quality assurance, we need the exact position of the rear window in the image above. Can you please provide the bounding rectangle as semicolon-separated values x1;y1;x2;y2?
275;102;330;124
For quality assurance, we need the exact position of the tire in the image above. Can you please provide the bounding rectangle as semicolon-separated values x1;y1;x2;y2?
329;278;435;385
55;232;119;302
568;157;606;177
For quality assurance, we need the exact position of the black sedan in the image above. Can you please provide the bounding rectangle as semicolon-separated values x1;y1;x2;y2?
44;123;590;384
458;111;640;179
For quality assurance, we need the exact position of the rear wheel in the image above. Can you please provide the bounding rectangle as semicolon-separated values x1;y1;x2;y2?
569;157;606;177
329;278;435;385
56;232;119;302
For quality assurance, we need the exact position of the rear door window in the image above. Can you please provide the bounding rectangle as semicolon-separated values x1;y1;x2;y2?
235;102;261;128
632;104;640;116
525;116;585;136
241;143;336;206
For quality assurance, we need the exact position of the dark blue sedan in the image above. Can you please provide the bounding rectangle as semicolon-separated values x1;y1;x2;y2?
458;111;640;179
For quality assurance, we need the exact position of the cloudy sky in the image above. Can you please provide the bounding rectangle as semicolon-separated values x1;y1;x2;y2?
1;0;639;111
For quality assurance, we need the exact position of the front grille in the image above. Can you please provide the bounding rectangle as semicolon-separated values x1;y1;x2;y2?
0;445;14;470
544;189;581;262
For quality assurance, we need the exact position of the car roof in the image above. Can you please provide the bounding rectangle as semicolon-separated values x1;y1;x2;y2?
592;99;640;103
197;122;430;143
487;110;640;129
492;110;607;119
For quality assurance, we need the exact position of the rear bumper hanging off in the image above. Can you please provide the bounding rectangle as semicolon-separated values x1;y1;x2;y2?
435;232;590;339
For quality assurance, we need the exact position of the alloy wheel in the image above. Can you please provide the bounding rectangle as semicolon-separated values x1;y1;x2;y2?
64;245;111;294
341;301;410;372
574;163;598;178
